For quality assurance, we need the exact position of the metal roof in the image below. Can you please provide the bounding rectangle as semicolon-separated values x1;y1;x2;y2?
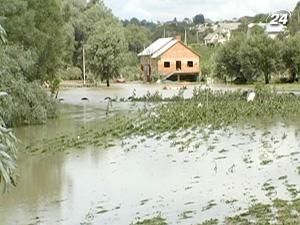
0;92;8;97
151;39;178;58
265;24;285;33
137;37;174;57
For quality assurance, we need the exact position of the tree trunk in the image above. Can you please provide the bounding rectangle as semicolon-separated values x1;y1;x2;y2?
264;74;269;84
290;69;296;83
106;79;110;87
55;90;59;99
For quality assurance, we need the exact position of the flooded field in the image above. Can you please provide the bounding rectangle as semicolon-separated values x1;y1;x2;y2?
1;85;300;225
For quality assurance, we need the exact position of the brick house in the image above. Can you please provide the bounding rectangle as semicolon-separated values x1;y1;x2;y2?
138;36;201;82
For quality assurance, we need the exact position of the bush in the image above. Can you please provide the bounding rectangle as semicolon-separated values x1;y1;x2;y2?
120;66;140;81
0;80;57;127
60;67;82;80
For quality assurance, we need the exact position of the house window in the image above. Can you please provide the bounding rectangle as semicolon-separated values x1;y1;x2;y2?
187;61;193;67
164;62;170;68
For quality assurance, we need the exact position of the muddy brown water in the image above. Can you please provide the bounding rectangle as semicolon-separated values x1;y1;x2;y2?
1;84;300;225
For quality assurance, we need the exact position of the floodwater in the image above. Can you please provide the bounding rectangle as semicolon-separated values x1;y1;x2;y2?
1;84;300;225
56;83;247;106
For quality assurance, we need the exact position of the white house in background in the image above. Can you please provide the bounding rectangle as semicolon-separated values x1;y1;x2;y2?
247;22;286;39
203;22;240;46
204;32;227;45
265;24;286;39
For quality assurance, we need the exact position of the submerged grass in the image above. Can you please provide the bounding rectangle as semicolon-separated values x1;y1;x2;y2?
132;216;167;225
139;86;300;133
24;86;300;155
137;198;300;224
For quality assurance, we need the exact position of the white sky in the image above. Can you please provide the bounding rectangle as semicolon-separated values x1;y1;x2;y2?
103;0;299;22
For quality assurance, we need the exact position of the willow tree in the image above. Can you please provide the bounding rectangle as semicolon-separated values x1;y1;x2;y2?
0;118;17;191
0;24;17;191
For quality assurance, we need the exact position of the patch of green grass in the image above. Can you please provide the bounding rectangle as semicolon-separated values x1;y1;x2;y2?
132;216;167;225
260;159;273;166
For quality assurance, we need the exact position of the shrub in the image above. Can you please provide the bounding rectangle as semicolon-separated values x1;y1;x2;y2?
60;67;82;80
0;79;57;127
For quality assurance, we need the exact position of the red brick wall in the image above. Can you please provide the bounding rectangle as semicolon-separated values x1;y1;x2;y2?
157;42;200;76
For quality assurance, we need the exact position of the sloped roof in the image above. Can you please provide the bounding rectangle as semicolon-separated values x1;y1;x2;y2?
138;37;173;57
151;39;178;58
218;22;241;30
138;37;201;59
204;33;218;40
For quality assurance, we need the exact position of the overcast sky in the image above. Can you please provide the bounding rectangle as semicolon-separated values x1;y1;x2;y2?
103;0;299;22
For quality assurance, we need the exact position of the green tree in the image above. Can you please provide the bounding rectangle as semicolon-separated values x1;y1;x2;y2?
281;34;300;82
214;35;245;83
125;24;151;53
214;33;280;84
0;0;74;83
86;21;127;87
250;25;265;36
0;24;17;191
246;34;279;84
193;14;205;24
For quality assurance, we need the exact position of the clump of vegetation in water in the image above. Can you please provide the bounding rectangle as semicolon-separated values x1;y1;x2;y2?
0;117;17;191
224;198;300;225
137;85;300;133
197;219;218;225
132;216;167;225
132;89;185;102
25;114;133;155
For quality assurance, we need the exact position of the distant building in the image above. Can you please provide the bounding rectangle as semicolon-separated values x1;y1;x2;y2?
204;33;227;45
265;24;286;39
247;23;286;39
203;22;240;46
138;36;201;82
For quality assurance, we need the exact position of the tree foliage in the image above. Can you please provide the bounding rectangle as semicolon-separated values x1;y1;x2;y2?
289;2;300;35
193;14;205;24
280;34;300;82
214;35;245;83
0;117;17;192
78;1;128;86
214;34;281;84
125;24;151;53
0;24;17;191
86;18;127;86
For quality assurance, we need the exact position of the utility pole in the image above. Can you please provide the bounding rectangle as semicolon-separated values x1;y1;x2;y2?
83;46;86;85
184;28;187;45
163;27;166;38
